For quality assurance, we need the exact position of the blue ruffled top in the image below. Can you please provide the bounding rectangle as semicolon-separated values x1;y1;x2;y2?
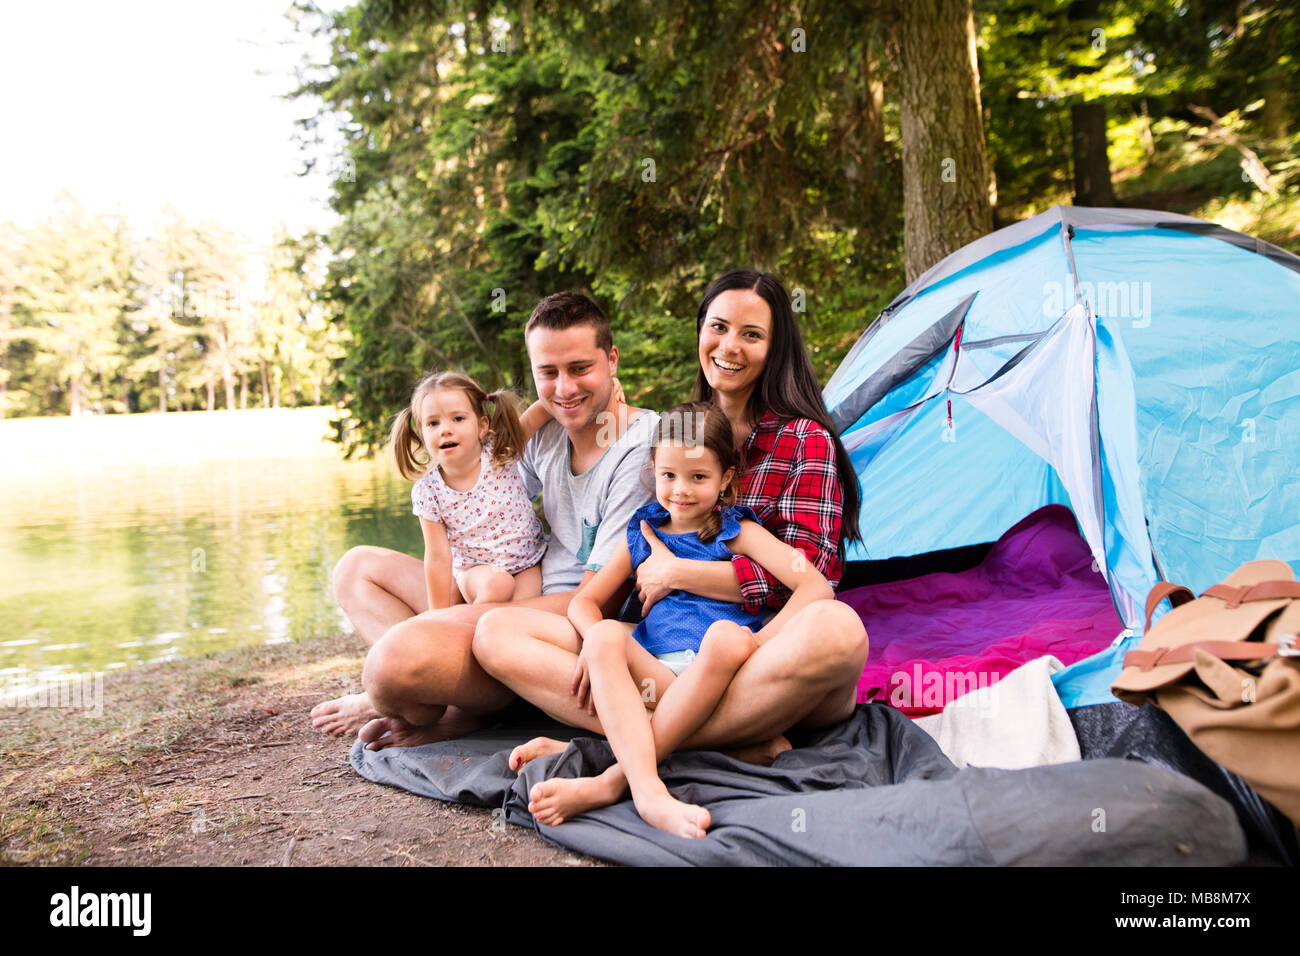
626;501;767;655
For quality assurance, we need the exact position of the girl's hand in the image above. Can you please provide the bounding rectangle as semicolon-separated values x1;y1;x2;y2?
571;647;596;716
612;377;627;407
635;521;679;614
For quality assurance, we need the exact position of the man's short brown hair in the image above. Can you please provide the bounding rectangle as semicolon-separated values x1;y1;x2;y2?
524;292;613;354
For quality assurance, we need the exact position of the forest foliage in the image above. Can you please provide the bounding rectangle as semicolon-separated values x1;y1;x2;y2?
294;0;1298;453
0;198;342;417
3;0;1296;448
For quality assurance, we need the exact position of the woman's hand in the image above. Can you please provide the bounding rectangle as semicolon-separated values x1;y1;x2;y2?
635;521;680;615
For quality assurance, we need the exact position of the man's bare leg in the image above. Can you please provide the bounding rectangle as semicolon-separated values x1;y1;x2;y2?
332;545;430;645
359;593;572;751
311;546;428;736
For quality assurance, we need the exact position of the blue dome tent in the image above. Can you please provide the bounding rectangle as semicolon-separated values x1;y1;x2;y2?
824;205;1300;709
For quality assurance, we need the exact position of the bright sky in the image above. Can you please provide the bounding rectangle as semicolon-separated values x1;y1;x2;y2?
0;0;345;246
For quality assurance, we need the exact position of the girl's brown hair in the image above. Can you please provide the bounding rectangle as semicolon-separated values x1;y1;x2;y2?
652;401;740;542
390;371;528;481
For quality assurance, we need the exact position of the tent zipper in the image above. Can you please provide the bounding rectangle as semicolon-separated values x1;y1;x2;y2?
945;322;965;435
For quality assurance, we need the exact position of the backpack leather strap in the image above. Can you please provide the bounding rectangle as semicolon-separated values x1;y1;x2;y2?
1201;581;1300;609
1144;582;1195;632
1125;636;1297;671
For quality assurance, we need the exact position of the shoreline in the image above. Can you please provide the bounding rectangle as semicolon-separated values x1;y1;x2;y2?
0;632;601;867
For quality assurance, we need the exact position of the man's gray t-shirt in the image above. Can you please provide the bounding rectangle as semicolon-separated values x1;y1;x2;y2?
519;410;659;595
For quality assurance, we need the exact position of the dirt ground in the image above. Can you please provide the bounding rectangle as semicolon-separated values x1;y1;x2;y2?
0;633;602;866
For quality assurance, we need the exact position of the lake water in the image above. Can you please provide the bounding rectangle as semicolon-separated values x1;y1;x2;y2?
0;408;420;694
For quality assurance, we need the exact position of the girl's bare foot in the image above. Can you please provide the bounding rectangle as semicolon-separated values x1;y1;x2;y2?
508;736;569;771
310;692;379;737
528;773;624;826
632;787;711;839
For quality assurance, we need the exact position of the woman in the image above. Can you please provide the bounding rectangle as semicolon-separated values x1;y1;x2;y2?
633;268;862;618
473;270;868;783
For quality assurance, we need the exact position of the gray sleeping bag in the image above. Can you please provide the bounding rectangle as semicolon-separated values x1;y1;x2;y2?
349;703;1246;866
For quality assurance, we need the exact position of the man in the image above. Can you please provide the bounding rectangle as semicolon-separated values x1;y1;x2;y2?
311;292;657;747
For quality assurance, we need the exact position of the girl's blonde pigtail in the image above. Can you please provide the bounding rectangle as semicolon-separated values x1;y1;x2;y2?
389;406;426;481
484;389;527;469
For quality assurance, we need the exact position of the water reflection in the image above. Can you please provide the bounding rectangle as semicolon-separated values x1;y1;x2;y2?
0;441;418;686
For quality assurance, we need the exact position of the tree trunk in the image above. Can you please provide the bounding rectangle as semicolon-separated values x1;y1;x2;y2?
223;360;236;410
1262;78;1287;142
287;360;296;408
259;360;269;408
854;36;886;196
894;0;995;283
1139;99;1156;157
1262;11;1288;142
864;47;885;154
1071;102;1116;206
1068;0;1116;207
272;366;282;409
239;372;248;409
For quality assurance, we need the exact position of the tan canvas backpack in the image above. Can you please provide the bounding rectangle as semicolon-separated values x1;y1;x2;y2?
1111;559;1300;824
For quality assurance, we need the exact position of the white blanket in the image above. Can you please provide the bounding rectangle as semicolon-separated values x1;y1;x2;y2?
913;655;1081;769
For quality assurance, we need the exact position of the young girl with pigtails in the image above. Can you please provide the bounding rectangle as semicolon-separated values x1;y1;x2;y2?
523;401;834;838
391;371;549;608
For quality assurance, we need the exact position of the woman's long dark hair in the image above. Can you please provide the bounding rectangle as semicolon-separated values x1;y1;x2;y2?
692;269;862;548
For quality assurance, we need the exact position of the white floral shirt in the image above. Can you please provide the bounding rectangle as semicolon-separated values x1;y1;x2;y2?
411;445;547;574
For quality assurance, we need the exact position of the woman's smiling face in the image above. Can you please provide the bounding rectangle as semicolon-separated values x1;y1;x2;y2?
698;288;772;405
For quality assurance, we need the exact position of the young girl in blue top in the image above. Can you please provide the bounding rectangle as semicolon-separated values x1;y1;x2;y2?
526;401;834;839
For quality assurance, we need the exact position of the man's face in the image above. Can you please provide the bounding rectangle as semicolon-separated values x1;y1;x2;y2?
526;324;618;433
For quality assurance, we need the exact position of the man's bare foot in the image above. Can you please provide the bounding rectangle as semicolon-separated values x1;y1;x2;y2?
358;709;488;751
528;773;624;826
632;788;711;839
724;734;792;766
311;692;378;737
359;716;446;751
509;736;569;771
